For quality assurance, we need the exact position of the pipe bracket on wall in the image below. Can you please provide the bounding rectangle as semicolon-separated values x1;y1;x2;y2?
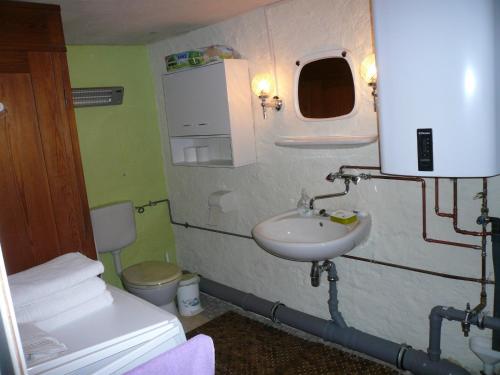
135;198;169;214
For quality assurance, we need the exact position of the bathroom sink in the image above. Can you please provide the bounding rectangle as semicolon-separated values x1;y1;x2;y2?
252;210;371;261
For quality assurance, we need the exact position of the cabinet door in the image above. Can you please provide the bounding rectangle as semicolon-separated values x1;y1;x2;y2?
163;63;231;136
0;71;61;273
0;51;95;274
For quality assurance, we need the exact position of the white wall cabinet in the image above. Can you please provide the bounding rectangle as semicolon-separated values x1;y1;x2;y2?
162;60;256;167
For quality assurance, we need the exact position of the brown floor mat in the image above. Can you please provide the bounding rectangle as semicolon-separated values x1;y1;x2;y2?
187;311;398;375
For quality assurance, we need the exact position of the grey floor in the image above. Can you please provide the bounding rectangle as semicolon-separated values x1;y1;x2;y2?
178;292;404;374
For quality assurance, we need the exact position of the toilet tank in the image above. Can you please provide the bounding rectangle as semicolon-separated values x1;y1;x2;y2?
90;201;137;253
372;0;500;177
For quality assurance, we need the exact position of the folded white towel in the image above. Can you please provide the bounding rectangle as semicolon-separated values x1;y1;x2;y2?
9;252;104;307
18;323;67;366
36;290;114;331
15;277;106;324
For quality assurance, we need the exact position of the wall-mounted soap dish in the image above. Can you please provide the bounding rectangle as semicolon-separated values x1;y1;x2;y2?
275;135;378;149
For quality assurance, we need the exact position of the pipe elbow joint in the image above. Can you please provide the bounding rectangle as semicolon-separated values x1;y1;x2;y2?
430;306;446;320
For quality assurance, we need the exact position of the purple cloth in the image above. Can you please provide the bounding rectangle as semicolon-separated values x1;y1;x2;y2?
125;334;215;375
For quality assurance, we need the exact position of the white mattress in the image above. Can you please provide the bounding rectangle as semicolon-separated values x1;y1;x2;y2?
28;285;186;375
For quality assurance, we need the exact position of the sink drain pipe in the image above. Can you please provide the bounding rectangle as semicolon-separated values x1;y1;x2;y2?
326;262;347;328
200;277;469;375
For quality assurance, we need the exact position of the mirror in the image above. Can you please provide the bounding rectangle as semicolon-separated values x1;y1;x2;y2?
294;50;356;121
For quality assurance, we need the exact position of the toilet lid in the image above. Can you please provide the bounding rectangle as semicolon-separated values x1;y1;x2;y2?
122;261;182;287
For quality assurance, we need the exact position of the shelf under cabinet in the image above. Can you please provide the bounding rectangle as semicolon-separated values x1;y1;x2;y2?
172;159;235;168
169;136;236;167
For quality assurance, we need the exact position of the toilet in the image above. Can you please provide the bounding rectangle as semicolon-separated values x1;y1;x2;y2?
90;201;182;314
469;336;500;375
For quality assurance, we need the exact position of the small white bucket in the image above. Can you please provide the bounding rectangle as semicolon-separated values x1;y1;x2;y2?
176;274;203;316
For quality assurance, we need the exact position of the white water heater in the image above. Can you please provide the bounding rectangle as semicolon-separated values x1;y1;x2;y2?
372;0;500;177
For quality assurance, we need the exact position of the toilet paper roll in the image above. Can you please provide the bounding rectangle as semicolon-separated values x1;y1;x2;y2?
183;147;197;163
208;190;237;213
196;146;210;162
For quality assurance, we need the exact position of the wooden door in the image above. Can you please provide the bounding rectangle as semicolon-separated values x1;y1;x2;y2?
0;51;96;274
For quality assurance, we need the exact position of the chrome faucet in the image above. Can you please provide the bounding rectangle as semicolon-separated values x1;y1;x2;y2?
309;178;350;210
326;172;366;185
309;171;370;210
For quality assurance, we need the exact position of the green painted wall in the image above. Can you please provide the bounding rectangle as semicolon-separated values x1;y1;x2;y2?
66;45;176;288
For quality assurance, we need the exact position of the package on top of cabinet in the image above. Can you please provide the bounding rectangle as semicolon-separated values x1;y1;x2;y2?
165;45;241;72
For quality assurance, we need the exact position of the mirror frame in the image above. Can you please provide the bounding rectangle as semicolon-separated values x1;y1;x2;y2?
294;49;358;122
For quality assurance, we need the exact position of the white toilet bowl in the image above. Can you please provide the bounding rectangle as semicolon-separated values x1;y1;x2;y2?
122;261;182;312
470;336;500;375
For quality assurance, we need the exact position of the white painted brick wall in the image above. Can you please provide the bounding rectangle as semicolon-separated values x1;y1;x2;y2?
149;0;500;372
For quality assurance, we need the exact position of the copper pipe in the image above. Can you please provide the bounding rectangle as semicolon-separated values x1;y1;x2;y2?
434;178;454;218
341;254;492;285
473;178;489;313
433;178;490;236
166;198;491;284
452;179;492;236
468;179;489;314
340;166;488;314
481;177;488;282
339;166;481;250
339;165;381;173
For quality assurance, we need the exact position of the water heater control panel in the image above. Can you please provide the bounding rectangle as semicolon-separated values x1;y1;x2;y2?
417;128;433;171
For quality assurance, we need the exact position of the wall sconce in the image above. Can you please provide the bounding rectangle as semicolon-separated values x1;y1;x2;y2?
360;53;378;112
251;73;283;119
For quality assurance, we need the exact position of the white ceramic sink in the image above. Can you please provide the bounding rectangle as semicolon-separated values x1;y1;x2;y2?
252;210;371;261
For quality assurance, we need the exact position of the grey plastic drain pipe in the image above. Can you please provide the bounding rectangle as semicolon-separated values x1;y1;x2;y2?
428;306;500;361
327;262;347;328
200;277;469;375
490;217;500;350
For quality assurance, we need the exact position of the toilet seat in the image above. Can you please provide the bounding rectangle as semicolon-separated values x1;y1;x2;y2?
122;261;182;289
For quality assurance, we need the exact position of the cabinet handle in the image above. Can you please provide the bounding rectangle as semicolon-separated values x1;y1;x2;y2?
182;124;192;127
63;87;69;107
0;103;7;119
198;123;208;126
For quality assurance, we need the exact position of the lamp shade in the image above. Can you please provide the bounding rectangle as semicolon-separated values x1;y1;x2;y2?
251;73;273;97
360;54;377;84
